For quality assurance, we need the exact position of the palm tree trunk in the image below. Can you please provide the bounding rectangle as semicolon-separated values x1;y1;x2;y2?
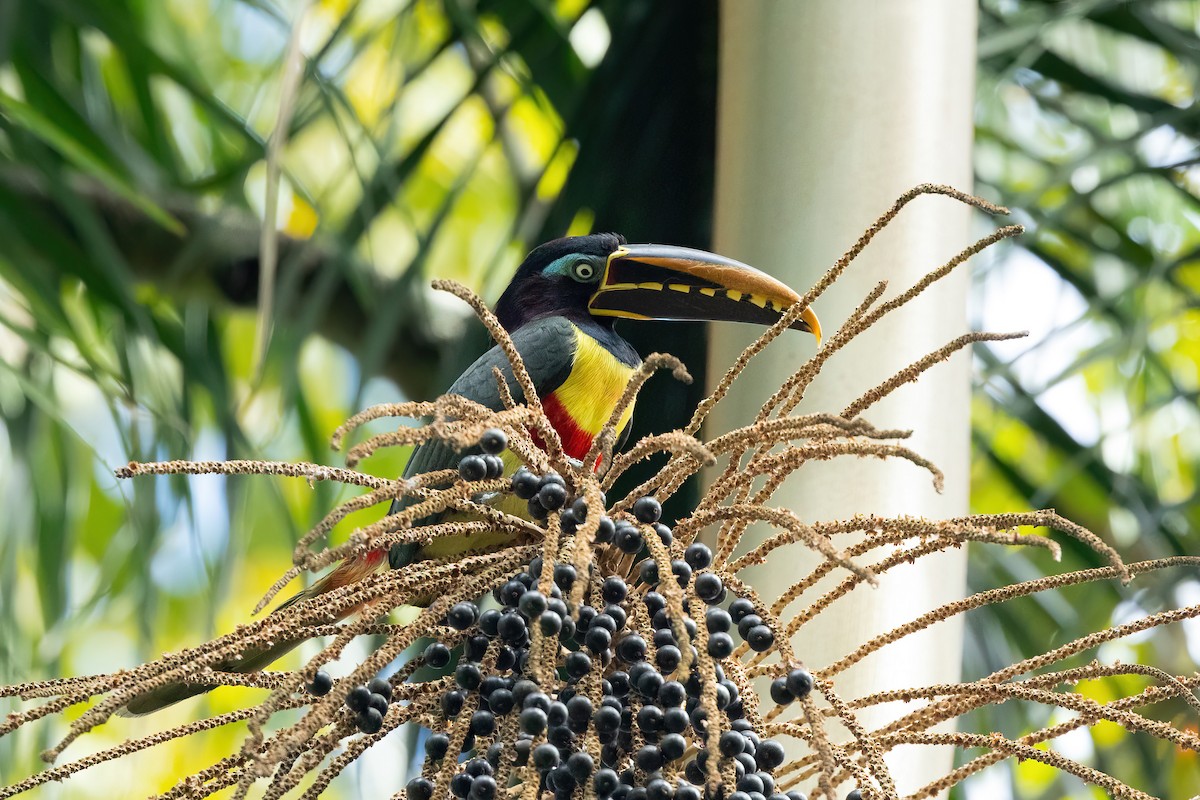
710;2;978;793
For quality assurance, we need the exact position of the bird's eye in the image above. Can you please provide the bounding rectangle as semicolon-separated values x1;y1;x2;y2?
571;260;597;282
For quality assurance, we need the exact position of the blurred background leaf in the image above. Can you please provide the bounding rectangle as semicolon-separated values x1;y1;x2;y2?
0;0;1195;797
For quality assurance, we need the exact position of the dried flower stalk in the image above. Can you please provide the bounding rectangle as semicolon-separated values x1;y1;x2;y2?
1;186;1193;800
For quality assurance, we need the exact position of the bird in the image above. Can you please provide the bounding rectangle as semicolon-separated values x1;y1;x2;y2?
122;233;820;715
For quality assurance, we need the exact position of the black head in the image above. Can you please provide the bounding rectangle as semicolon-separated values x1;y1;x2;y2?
494;233;627;331
493;233;822;342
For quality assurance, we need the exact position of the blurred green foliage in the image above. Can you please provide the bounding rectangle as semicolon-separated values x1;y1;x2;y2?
0;0;1196;797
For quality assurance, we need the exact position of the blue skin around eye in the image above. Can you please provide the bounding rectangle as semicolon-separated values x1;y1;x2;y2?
543;254;600;281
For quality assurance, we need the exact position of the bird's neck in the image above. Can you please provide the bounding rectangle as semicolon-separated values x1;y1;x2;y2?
538;321;641;464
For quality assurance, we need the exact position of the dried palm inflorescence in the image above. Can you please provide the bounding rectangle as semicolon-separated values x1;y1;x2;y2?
2;186;1197;800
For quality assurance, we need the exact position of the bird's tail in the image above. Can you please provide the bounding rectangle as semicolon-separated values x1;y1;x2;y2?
119;549;388;716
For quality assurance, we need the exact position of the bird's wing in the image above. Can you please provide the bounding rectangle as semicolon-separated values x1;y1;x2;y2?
388;317;577;566
400;316;576;481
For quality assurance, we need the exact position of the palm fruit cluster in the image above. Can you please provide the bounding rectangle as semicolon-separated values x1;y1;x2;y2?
387;429;819;800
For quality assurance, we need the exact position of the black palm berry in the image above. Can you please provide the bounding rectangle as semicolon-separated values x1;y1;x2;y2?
706;608;732;633
537;482;568;511
602;576;628;603
456;663;482;690
458;454;488;482
737;774;764;794
632;496;662;523
593;768;619;797
477;608;501;637
575;605;596;632
585;626;612;653
769;677;792;704
408;776;435;800
511;738;532;766
497;611;527;643
538;471;566;489
684;542;713;569
658;680;686;707
450;773;473;798
345;685;371;712
465;759;493;777
647;779;673;800
465;635;489;662
483;454;504;480
527;497;550;520
616;634;647;663
846;792;862;800
552;563;576;590
550;765;577;792
590;613;617;634
757;740;786;770
639;559;660;585
480;428;507;454
636;704;664;733
539;610;563;636
367;693;389;715
547;701;570;728
695;572;724;602
522;691;551;712
367;677;392;701
746;624;775;652
663;706;689;733
426;732;451;760
720;729;746;756
306;669;333;696
500;579;526;605
737;614;763;639
644;591;667;617
593;704;621;733
635;745;664;771
442;690;465;717
604;605;627;630
567;751;594;782
532;743;560;770
672;559;692;588
729;597;756;623
659;731;687;761
516;590;546;618
715;682;732;709
637;669;664;699
565;651;592;679
685;761;707;785
566;694;593;720
469;776;497;800
690;705;708;735
653;522;673;547
511;468;539;499
595;515;616;543
615;523;644;554
519;707;547;734
559;616;577;642
470;709;496;736
358;707;384;734
560;508;581;532
786;668;814;699
655;644;682;672
608;671;631;697
448;601;479;630
488;688;515;715
707;631;735;659
786;792;808;800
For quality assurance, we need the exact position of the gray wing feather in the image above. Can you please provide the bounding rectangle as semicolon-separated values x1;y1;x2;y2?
388;317;577;566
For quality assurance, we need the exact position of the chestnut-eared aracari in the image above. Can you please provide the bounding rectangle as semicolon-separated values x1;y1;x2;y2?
123;233;819;715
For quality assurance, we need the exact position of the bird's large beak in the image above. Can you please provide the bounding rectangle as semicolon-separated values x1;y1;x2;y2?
588;244;822;343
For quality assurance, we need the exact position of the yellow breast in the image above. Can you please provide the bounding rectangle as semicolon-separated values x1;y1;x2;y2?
554;326;639;439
